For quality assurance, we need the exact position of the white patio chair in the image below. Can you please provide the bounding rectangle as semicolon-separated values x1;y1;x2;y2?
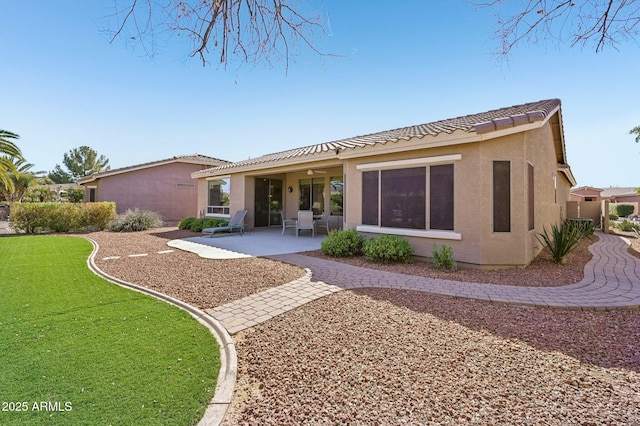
281;211;296;235
296;210;315;237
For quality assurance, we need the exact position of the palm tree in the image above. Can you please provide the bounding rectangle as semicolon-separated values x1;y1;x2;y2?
0;130;24;194
0;157;49;204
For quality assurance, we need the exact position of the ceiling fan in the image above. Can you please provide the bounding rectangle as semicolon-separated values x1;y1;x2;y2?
307;169;327;175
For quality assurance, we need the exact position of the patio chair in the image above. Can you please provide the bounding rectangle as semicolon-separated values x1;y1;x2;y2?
202;210;248;237
315;217;330;234
281;211;296;235
296;210;315;237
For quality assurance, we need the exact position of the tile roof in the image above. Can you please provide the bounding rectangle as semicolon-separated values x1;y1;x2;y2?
199;99;561;175
601;187;640;197
78;154;230;183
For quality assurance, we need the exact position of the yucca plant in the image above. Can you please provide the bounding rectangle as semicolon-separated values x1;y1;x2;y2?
536;222;584;264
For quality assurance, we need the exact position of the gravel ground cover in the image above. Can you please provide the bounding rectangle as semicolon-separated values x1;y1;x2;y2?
11;226;640;424
87;228;306;308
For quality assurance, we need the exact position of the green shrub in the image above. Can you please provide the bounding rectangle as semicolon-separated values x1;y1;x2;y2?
617;219;640;233
432;243;457;272
178;217;197;230
609;213;619;221
536;221;584;264
83;202;117;230
321;229;364;257
612;204;635;218
568;219;595;238
184;217;228;232
108;209;163;232
363;234;414;263
10;202;116;233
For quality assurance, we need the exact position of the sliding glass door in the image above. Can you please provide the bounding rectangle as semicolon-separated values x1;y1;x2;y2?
254;178;283;227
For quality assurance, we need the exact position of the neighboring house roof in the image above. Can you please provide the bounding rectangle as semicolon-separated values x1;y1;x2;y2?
192;99;570;180
601;187;640;198
78;154;230;184
571;186;603;193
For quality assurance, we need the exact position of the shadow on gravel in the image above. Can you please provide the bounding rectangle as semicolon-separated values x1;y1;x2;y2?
358;287;640;374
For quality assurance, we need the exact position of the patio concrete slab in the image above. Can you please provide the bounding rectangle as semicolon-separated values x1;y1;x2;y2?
177;228;327;258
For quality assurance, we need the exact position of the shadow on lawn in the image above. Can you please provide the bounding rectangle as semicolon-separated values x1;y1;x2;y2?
358;287;640;374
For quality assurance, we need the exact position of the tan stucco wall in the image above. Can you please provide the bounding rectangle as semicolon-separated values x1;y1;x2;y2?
87;163;206;222
345;121;567;268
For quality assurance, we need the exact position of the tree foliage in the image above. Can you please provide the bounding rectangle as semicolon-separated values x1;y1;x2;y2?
0;130;24;194
630;125;640;143
48;146;110;183
0;157;50;204
474;0;640;56
108;0;327;70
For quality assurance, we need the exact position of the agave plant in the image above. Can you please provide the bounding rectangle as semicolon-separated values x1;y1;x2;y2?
536;222;584;264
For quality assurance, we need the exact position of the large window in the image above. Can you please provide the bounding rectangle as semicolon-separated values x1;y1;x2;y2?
362;164;453;231
492;161;511;233
381;168;425;229
528;163;535;230
299;177;325;215
330;176;344;216
430;164;454;231
207;178;230;215
362;171;379;225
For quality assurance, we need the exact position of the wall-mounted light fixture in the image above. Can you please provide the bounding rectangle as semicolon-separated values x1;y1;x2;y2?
287;186;293;193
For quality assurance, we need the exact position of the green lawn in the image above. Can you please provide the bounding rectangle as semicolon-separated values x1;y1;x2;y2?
0;235;220;425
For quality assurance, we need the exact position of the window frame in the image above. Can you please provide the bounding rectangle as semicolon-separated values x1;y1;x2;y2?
356;154;462;240
492;160;511;233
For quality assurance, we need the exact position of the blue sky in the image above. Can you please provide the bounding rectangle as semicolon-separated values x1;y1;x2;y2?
1;1;638;188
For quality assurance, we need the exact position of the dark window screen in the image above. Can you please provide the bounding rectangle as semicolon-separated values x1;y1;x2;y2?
362;171;379;225
430;164;454;230
493;161;511;232
528;163;534;230
381;168;425;229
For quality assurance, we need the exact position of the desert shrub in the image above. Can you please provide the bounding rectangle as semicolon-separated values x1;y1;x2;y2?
10;202;116;233
321;229;364;257
432;243;457;272
82;202;117;230
65;188;85;203
612;204;635;218
536;221;584;264
184;217;228;232
108;209;163;232
178;217;197;230
363;234;414;263
568;219;595;238
617;219;640;233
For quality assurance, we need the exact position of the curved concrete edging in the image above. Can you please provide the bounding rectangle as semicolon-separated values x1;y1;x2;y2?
82;237;236;426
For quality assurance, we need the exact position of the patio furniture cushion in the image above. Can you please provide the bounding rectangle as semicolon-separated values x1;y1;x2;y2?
202;210;248;237
296;210;315;237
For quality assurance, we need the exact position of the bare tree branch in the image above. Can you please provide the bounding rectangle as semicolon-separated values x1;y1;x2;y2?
472;0;640;56
106;0;331;71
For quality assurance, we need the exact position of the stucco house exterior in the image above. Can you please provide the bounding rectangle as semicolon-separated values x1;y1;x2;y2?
192;99;576;269
569;186;604;202
601;187;640;215
570;186;639;216
78;155;229;222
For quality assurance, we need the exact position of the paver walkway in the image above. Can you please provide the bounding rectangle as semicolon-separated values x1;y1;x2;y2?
204;231;640;334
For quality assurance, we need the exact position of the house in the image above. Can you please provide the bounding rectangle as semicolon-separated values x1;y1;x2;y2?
192;99;576;269
601;187;640;215
78;155;230;222
570;186;639;216
569;186;604;202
